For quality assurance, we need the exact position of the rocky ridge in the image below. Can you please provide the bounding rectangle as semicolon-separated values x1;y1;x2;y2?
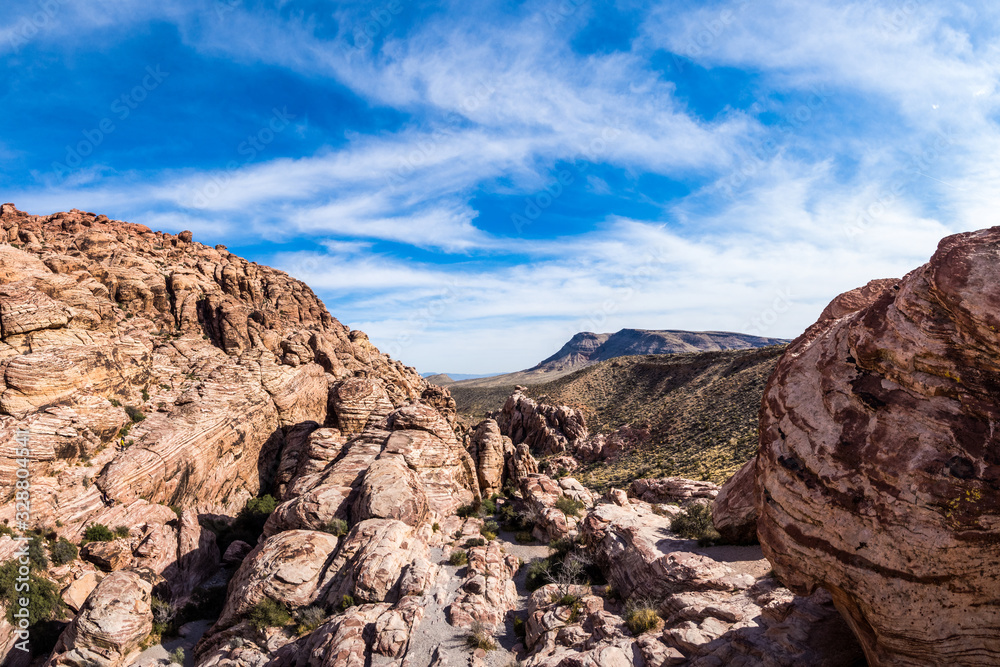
0;205;866;667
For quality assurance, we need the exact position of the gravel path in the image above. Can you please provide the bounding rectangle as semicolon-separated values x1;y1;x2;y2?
129;619;211;667
404;534;552;667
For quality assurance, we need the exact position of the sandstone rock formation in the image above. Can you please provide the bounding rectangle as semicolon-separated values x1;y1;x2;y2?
711;457;758;544
468;419;511;497
496;387;587;456
46;570;153;667
757;230;1000;666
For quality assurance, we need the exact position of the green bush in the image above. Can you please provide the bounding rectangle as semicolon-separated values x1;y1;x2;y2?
432;522;440;532
466;620;497;651
480;498;497;515
0;560;64;626
125;406;145;423
448;550;469;566
169;647;185;665
525;558;550;592
244;495;278;516
625;604;660;635
151;596;177;636
27;538;47;570
204;494;279;552
554;495;585;517
113;525;130;538
83;523;114;543
295;605;326;635
49;538;78;565
512;615;526;639
463;537;486;548
455;504;477;519
246;598;291;631
670;503;721;545
515;531;535;544
322;519;348;537
481;520;500;536
497;503;520;528
340;594;355;610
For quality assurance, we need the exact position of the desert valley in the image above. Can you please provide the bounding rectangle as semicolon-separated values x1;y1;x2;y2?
0;203;995;667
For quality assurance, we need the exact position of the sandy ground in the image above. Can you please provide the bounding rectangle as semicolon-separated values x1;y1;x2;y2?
694;544;771;578
129;619;211;667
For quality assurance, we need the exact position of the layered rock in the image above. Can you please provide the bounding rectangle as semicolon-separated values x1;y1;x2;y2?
496;388;587;456
628;477;720;504
468;419;511;497
757;229;1000;666
711;458;758;545
448;541;520;630
45;570;153;667
325;519;430;605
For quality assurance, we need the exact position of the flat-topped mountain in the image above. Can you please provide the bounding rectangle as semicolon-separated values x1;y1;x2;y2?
436;328;786;389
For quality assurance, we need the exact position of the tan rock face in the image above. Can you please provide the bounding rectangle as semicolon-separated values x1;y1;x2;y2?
46;570;153;667
448;542;520;630
0;204;429;529
330;377;393;435
469;419;510;497
353;457;428;526
711;457;758;545
628;477;719;504
215;529;340;629
325;518;428;604
757;229;1000;666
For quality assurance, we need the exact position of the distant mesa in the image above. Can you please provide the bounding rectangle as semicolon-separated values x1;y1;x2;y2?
447;328;788;388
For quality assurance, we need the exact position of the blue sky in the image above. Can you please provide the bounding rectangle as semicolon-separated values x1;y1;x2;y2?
3;1;999;373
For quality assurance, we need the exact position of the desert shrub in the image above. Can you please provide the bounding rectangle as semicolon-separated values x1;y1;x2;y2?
83;523;114;543
141;388;151;402
151;596;176;635
455;504;477;518
466;619;497;651
322;519;348;537
26;537;47;570
670;503;721;545
554;496;585;517
497;503;520;528
50;538;78;565
515;531;535;544
125;405;145;423
295;605;326;635
481;520;500;536
0;560;64;626
110;398;121;407
625;599;660;635
204;494;278;551
432;522;441;532
247;598;291;631
114;525;130;538
169;647;185;664
512;615;526;639
525;558;550;592
463;537;486;548
449;550;469;566
480;498;497;515
340;594;355;610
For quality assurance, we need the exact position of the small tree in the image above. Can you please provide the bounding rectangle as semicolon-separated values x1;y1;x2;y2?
168;647;185;665
246;598;291;631
49;538;78;565
83;523;114;543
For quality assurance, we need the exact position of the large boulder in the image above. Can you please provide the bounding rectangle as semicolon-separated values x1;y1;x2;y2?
711;457;758;544
353;456;428;526
496;388;588;456
469;419;510;497
46;570;153;667
757;229;1000;666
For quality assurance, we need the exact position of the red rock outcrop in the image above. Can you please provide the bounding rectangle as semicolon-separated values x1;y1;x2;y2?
468;419;511;497
45;570;153;667
711;457;758;544
496;387;587;456
757;229;1000;666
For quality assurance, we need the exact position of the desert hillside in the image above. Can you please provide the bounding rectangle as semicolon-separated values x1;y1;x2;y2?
452;346;784;487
